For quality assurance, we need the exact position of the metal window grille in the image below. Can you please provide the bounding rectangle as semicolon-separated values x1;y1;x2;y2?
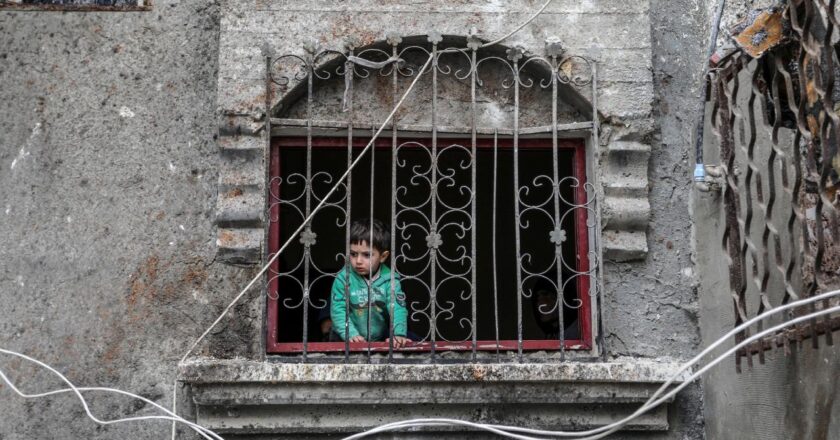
263;34;601;363
706;1;840;372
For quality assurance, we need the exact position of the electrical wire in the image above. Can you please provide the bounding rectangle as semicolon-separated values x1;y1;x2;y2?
0;348;223;440
3;289;837;439
486;286;840;438
342;291;840;439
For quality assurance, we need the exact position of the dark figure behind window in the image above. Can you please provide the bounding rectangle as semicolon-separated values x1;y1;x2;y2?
530;277;580;340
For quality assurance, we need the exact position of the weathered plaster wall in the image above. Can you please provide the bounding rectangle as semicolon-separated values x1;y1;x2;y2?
0;0;716;438
0;2;262;439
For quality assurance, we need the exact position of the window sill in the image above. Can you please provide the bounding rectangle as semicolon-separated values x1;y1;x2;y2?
179;358;687;437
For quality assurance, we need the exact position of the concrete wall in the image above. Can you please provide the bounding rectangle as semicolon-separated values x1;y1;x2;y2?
0;2;262;439
0;0;715;438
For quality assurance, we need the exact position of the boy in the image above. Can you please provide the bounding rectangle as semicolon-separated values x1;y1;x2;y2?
330;219;410;348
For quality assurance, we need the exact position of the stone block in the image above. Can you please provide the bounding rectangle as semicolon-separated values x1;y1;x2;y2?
602;196;650;230
218;134;264;151
602;229;648;262
216;228;263;265
215;185;264;227
219;149;264;187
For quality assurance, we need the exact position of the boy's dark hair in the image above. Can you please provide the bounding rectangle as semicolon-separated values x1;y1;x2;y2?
350;218;391;252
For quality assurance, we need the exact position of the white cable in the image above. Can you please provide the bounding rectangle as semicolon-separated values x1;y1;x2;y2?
169;1;555;437
341;290;840;439
489;287;840;438
481;0;553;48
575;303;840;440
0;348;223;440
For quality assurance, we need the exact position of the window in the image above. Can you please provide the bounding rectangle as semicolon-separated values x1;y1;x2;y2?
259;37;604;359
266;135;594;355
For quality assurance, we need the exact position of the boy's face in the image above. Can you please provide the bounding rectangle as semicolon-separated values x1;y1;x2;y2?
349;241;390;277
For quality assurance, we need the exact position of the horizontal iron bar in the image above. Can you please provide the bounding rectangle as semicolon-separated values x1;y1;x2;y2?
271;118;593;137
736;315;840;358
269;340;591;354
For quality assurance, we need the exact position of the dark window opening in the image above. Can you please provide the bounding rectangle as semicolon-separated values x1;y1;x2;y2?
267;136;592;354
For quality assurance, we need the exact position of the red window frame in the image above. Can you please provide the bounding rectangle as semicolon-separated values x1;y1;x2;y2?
267;136;592;353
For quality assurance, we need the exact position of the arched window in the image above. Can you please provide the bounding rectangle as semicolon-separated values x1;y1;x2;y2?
264;34;600;360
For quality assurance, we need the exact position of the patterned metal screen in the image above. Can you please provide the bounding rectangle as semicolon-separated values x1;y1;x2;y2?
707;0;840;372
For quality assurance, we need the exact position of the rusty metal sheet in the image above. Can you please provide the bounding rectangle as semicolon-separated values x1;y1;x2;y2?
710;0;840;371
730;6;790;59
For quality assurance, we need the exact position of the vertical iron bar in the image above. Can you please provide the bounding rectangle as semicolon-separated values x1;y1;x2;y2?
745;66;771;364
727;57;760;366
470;47;478;361
301;55;314;362
550;55;566;360
592;62;600;153
263;48;273;362
388;40;400;361
367;148;376;361
512;57;524;362
430;42;439;362
492;129;501;361
344;50;355;362
715;67;749;372
591;61;604;357
792;2;821;349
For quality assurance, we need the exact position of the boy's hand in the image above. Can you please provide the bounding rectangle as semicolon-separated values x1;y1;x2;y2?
387;336;410;348
349;335;366;343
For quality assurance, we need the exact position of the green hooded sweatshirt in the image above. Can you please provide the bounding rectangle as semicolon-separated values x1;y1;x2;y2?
330;265;408;341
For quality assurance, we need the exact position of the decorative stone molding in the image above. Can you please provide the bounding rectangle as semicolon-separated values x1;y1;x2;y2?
215;114;265;264
180;358;687;438
600;140;651;262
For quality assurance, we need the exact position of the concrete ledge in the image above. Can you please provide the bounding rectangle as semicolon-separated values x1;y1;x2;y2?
180;358;686;384
181;358;687;437
219;134;264;151
602;230;648;262
602;196;650;230
215;186;264;227
216;228;263;264
200;403;669;434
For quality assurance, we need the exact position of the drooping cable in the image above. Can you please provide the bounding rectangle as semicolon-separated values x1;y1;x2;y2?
2;288;836;439
0;348;223;440
342;289;840;439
